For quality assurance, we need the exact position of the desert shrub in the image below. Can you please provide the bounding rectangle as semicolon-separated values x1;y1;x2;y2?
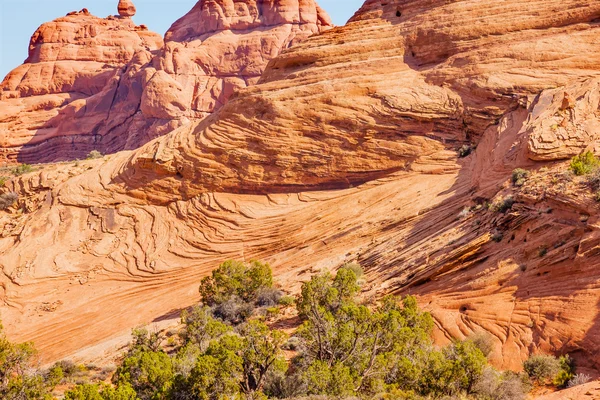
256;287;283;307
553;355;575;388
199;260;278;324
458;145;472;158
538;246;548;257
473;369;528;400
64;383;137;400
523;354;560;385
266;307;280;319
0;177;7;187
587;168;600;190
53;359;78;378
512;169;530;187
64;383;105;400
282;337;303;352
200;260;273;306
570;151;600;176
12;164;34;176
459;207;471;219
568;373;591;388
492;231;504;243
469;332;495;358
86;150;104;160
179;305;229;348
303;361;355;397
212;295;255;325
93;366;116;382
490;196;514;213
0;192;18;210
342;262;364;279
101;383;139;400
278;296;295;307
128;327;162;354
263;368;307;399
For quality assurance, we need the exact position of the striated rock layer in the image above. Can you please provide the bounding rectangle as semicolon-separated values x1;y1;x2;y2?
0;8;163;164
2;0;600;384
0;0;332;164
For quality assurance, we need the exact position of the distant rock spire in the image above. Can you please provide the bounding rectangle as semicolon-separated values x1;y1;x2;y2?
118;0;136;17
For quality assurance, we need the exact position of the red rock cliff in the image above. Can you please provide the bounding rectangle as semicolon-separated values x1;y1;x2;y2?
0;0;332;164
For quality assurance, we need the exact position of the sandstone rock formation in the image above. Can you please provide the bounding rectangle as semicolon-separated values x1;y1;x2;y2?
0;0;333;164
118;0;136;17
2;0;600;385
0;7;163;164
537;381;600;399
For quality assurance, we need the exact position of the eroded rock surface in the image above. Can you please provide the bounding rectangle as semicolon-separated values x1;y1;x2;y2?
0;6;163;164
118;0;136;17
0;0;333;164
1;0;600;379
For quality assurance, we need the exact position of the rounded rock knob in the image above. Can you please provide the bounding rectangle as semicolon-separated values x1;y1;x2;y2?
118;0;136;17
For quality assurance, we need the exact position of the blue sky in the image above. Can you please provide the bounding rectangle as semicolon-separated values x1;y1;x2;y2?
0;0;364;80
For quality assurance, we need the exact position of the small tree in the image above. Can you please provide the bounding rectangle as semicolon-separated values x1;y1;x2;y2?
238;320;287;394
200;260;273;306
128;327;162;354
295;268;435;396
442;340;487;394
185;335;244;400
113;350;173;400
0;321;59;399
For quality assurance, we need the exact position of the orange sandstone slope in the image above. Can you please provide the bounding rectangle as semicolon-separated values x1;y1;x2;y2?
0;0;332;164
2;0;600;377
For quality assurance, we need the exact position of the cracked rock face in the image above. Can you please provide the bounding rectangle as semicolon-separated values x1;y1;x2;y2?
0;0;333;165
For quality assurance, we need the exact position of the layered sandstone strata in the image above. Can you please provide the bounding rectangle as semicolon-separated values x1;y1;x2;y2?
0;0;333;164
0;6;163;164
1;0;600;385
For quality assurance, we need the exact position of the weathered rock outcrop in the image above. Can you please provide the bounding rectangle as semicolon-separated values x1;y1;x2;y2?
2;1;600;387
0;6;163;164
527;80;600;161
118;0;136;17
0;0;333;164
